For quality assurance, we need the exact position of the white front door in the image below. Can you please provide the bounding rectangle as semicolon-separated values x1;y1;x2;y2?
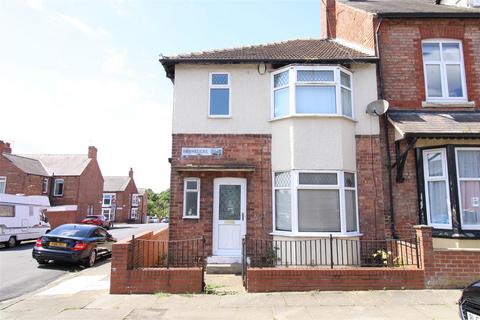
213;178;246;256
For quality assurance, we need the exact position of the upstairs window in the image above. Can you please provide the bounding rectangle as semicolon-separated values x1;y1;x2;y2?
131;194;139;207
272;66;353;119
102;194;115;207
422;40;467;102
53;179;64;197
0;176;6;193
209;73;230;117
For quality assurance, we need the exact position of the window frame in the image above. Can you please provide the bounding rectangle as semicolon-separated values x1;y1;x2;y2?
208;72;231;118
422;148;453;229
455;147;480;230
131;194;139;207
0;176;6;193
183;177;201;219
272;170;360;236
53;178;64;197
130;207;138;220
270;65;354;120
42;178;48;194
421;39;468;103
102;193;115;207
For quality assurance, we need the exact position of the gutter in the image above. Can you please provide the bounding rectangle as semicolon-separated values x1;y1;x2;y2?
377;12;480;18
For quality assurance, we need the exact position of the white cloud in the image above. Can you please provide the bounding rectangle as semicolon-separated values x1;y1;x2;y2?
25;0;43;10
102;49;133;77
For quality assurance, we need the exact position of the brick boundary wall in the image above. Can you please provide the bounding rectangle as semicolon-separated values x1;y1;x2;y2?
415;225;480;289
247;268;425;292
247;226;480;292
110;228;204;294
45;210;77;229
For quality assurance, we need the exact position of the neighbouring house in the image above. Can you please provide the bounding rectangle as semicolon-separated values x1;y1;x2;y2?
160;38;382;266
158;0;480;288
327;0;480;287
136;187;148;223
0;142;104;222
103;168;143;223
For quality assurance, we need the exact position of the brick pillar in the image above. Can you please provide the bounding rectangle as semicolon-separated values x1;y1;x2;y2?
110;242;131;294
414;225;433;288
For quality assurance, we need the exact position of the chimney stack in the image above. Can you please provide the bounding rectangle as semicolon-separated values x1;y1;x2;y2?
129;168;134;178
0;140;12;154
320;0;336;39
88;146;97;159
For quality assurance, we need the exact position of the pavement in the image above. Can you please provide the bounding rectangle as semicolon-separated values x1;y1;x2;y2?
0;261;463;320
0;223;167;301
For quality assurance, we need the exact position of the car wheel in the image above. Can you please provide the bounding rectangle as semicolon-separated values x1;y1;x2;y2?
83;249;96;268
6;236;17;248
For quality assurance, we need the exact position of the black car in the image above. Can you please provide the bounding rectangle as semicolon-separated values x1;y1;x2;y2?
460;280;480;320
32;224;117;267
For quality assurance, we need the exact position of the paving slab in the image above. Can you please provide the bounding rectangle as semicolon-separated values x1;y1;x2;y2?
84;294;158;310
272;306;314;320
160;306;274;320
52;307;132;320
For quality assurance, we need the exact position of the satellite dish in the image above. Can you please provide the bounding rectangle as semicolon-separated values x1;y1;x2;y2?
366;99;389;116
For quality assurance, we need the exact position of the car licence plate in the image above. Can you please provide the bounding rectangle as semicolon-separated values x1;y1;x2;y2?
49;242;67;248
468;312;480;320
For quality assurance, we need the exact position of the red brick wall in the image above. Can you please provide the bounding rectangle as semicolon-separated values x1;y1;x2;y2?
416;226;480;289
110;228;203;294
45;210;77;229
334;2;376;52
169;134;272;256
113;178;138;223
0;155;47;195
247;268;425;292
77;160;104;222
356;135;386;240
378;19;480;109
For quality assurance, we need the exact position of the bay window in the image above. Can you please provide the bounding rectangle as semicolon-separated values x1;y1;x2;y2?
421;146;480;233
272;66;353;119
273;171;359;235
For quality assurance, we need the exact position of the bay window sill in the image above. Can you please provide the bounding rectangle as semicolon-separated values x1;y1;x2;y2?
422;101;475;108
269;114;357;123
270;231;362;238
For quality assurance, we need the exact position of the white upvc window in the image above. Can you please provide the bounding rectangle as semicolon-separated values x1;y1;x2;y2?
272;170;359;236
0;176;6;193
130;207;138;220
102;208;115;221
455;148;480;230
421;39;467;102
131;194;139;207
183;178;200;219
271;66;354;119
102;193;115;207
53;179;64;197
42;178;48;194
423;149;452;229
208;73;231;117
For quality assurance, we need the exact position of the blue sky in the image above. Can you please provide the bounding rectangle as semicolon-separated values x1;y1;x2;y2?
0;0;320;192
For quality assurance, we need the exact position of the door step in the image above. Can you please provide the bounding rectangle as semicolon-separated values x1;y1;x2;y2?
206;256;242;274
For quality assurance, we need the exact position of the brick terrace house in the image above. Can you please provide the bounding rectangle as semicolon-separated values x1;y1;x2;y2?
160;38;384;265
103;168;144;223
0;142;104;222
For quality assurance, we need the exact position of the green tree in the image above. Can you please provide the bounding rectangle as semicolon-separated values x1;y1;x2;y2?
146;188;170;218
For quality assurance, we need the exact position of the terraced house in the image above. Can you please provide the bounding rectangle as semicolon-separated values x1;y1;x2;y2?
159;0;480;289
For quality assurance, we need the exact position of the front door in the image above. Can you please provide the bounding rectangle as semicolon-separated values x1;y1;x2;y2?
213;178;246;256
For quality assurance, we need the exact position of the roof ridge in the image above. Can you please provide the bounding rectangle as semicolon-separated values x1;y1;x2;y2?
163;38;325;59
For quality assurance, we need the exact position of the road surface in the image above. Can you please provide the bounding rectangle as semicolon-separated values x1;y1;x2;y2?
0;223;167;301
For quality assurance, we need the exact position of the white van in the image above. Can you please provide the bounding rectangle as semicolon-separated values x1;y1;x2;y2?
0;194;51;247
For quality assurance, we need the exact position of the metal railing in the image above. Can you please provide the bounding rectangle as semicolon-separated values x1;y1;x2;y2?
130;235;206;269
242;235;420;270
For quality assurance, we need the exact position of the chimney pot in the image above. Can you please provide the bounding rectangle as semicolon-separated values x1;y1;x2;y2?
0;140;12;154
88;146;97;159
129;168;134;178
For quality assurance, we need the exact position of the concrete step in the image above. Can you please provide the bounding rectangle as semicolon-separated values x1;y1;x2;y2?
206;263;243;275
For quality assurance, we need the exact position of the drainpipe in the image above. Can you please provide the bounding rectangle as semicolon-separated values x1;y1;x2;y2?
375;18;397;239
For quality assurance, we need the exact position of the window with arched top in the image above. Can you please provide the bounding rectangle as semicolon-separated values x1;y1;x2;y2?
421;39;467;102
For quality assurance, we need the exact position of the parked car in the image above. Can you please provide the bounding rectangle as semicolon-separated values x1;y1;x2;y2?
161;217;169;224
32;224;117;267
0;194;51;248
81;215;112;229
459;280;480;320
148;216;159;223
